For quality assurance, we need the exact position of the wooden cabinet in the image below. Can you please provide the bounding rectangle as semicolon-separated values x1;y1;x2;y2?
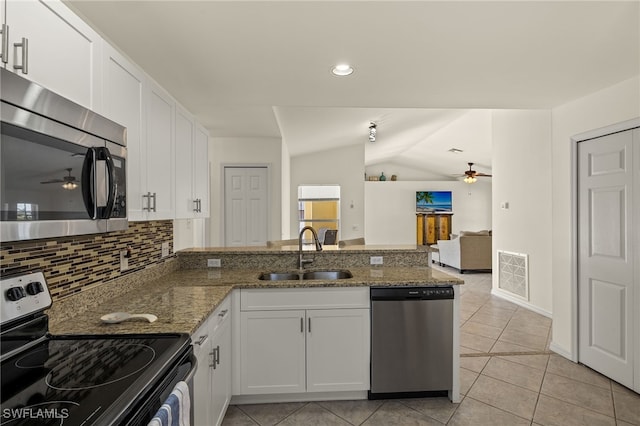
417;213;453;245
175;106;209;219
1;0;102;110
239;288;370;395
193;297;232;426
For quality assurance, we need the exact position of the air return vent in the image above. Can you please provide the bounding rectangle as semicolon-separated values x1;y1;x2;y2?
497;250;529;300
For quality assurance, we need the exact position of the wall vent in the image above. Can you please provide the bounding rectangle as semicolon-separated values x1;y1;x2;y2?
497;250;529;300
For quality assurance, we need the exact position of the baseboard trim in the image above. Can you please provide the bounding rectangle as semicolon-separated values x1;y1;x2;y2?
230;391;368;405
491;288;552;318
548;341;576;361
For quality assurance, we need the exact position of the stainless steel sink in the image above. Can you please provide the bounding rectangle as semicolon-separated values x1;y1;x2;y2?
258;270;353;281
302;270;353;280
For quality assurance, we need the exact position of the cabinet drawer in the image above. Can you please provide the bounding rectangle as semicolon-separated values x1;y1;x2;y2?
241;287;369;311
211;296;231;332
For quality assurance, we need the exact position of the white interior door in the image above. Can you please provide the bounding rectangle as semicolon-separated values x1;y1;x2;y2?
224;167;268;246
578;128;637;389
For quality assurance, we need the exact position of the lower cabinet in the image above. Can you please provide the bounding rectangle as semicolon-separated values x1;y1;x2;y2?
193;298;231;426
239;287;370;395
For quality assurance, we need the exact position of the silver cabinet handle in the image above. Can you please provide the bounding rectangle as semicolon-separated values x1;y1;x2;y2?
193;334;208;346
150;192;157;212
0;24;8;64
210;345;220;369
193;199;199;212
198;199;202;212
13;37;28;74
300;317;304;333
142;193;150;211
308;317;311;333
218;309;228;318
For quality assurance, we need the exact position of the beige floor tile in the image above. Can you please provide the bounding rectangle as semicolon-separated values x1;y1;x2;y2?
532;394;616;426
612;386;640;425
546;355;611;389
616;421;637;426
459;356;490;373
460;321;504;340
475;306;515;321
467;374;538;419
447;397;530;426
235;402;306;426
541;372;614;417
460;331;496;353
468;312;511;329
503;319;551;338
490;340;540;354
459;345;483;355
277;403;352;426
399;397;459;424
497;354;549;371
483;298;519;311
222;406;259;426
360;400;443;425
317;400;383;425
498;328;548;351
482;357;545;392
459;368;479;396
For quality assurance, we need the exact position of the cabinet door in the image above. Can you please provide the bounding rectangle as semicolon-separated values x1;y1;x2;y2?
211;313;231;426
240;310;306;394
194;124;210;218
192;319;213;426
145;79;175;220
306;309;370;392
174;105;195;219
102;44;145;221
4;0;102;110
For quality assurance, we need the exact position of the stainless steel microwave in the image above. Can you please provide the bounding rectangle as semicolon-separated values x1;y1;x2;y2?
0;69;128;241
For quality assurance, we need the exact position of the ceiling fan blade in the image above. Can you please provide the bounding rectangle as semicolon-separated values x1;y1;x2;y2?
476;173;492;177
40;179;64;184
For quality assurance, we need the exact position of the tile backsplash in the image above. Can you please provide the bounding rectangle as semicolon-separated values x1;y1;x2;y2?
0;220;173;300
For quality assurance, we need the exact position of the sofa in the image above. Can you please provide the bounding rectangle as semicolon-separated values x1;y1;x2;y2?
435;230;492;273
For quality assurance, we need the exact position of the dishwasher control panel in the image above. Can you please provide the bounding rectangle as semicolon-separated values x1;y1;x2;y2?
370;286;454;300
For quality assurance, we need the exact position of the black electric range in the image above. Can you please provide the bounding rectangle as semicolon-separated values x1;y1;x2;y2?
0;271;195;426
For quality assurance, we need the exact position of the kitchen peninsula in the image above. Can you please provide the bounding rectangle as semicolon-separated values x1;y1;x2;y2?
47;245;463;424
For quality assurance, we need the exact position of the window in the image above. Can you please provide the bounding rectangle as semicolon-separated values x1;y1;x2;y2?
16;203;37;220
298;185;340;245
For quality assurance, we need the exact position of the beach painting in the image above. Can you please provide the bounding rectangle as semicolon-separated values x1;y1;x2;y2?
416;191;453;212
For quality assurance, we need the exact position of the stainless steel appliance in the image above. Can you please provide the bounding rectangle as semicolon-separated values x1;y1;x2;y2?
0;68;127;241
369;286;454;399
0;271;195;425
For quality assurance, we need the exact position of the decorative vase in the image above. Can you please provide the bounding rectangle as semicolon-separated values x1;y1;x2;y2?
379;172;386;181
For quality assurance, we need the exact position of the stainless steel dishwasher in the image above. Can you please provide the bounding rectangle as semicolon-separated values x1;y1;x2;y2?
369;286;454;399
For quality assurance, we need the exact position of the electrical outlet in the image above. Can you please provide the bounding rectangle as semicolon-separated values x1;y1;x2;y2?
120;250;129;272
161;242;170;258
207;258;221;268
370;256;383;265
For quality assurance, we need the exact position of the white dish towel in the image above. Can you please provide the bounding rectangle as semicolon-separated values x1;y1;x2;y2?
148;380;190;426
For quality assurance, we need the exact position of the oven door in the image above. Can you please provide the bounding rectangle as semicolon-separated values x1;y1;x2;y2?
0;103;123;241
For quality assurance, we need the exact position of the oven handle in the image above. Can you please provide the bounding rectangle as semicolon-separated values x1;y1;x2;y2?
184;352;198;383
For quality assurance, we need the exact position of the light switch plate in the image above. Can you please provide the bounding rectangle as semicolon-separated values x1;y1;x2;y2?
161;242;170;258
120;250;129;272
208;258;221;268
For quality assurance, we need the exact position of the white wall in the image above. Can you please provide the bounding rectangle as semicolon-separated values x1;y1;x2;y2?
208;137;282;246
550;76;640;358
364;180;492;245
289;144;364;240
492;110;553;315
281;139;291;240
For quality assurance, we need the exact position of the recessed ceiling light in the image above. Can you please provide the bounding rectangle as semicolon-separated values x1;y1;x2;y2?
331;64;354;76
448;148;464;153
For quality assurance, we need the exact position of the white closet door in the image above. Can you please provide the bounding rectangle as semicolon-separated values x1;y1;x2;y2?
578;128;636;389
224;167;268;246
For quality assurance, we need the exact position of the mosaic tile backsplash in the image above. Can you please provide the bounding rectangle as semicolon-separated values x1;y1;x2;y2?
0;220;174;300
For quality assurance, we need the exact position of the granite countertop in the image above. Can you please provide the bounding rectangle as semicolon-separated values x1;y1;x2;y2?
49;266;462;337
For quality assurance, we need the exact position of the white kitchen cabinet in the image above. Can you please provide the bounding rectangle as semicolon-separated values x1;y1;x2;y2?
193;297;232;426
306;309;370;392
135;78;174;220
175;105;209;219
240;310;307;394
239;288;370;395
101;44;146;221
0;0;102;110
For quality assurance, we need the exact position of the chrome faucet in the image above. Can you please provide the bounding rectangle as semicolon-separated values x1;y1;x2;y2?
298;226;323;269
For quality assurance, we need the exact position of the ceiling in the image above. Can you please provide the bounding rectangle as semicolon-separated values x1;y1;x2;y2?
66;1;639;179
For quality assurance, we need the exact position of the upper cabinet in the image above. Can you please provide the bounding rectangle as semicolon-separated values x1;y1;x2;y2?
143;79;175;220
0;0;102;110
175;106;210;219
